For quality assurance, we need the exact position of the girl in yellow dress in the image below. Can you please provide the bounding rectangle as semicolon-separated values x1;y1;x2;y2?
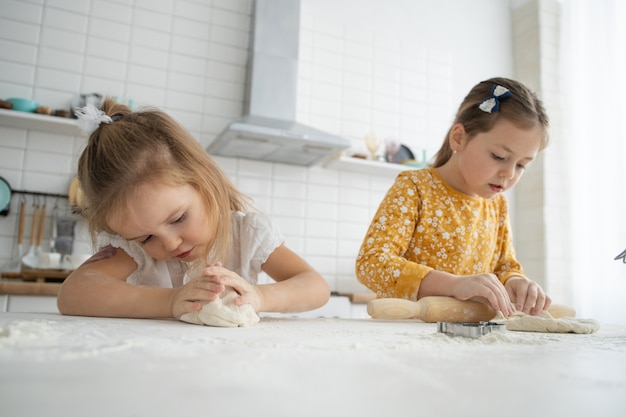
356;77;550;317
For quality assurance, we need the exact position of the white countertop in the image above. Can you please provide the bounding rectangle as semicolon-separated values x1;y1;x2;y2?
1;312;625;417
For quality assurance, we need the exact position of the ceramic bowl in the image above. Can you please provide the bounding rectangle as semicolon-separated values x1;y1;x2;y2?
6;98;39;112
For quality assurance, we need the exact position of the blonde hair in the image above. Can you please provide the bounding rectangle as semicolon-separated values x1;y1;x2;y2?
432;77;549;168
77;97;252;263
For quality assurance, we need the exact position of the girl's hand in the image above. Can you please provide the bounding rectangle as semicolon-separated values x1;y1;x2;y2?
169;270;225;319
170;263;263;317
203;264;263;312
504;277;551;315
450;273;516;317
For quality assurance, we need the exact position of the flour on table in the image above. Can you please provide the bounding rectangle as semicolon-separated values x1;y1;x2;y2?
180;288;259;328
493;311;600;334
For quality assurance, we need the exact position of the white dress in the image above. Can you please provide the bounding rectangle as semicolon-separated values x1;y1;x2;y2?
97;211;284;287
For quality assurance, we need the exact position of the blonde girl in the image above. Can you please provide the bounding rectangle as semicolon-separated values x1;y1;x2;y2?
58;98;330;320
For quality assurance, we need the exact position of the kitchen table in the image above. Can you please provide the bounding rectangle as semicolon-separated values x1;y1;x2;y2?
1;312;625;417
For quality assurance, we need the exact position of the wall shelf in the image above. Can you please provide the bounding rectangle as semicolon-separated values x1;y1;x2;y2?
0;110;422;176
0;108;82;136
324;156;417;176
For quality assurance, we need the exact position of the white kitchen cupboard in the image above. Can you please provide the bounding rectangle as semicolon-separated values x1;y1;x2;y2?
0;294;59;313
0;292;366;318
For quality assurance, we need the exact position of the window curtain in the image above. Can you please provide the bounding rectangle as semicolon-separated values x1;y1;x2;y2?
559;0;626;324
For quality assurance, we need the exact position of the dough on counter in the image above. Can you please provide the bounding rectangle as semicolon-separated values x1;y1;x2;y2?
180;288;260;328
494;311;600;334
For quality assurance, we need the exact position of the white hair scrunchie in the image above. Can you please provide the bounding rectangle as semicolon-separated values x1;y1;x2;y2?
74;103;113;136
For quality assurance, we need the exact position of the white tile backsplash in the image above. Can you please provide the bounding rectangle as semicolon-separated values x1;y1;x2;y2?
173;1;211;23
305;219;337;239
305;201;337;221
40;27;86;53
86;37;127;61
273;180;307;200
171;35;209;59
166;90;205;112
0;39;37;65
0;0;43;24
88;18;132;42
0;148;25;171
43;8;88;33
134;0;171;15
91;0;133;24
0;61;35;86
209;25;249;49
134;9;172;32
0;18;40;44
172;16;209;39
35;67;82;93
270;198;306;219
27;130;74;153
213;0;251;14
47;0;89;15
211;8;250;30
38;48;83;72
129;64;168;88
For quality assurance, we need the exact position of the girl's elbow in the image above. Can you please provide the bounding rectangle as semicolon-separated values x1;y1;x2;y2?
56;280;83;316
315;272;331;293
56;293;72;315
312;273;331;309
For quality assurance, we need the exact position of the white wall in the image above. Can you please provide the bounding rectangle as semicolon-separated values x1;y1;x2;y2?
0;0;515;294
298;0;514;160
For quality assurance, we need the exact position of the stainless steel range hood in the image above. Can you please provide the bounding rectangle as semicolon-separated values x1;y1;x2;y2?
206;0;350;166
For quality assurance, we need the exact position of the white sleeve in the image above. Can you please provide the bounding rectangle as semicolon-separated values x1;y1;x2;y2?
226;211;284;284
96;232;177;287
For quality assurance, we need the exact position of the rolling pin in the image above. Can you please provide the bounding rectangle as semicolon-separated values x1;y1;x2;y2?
0;281;62;296
367;296;576;323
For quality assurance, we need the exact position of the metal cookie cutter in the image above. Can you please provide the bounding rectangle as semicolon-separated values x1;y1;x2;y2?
437;322;506;339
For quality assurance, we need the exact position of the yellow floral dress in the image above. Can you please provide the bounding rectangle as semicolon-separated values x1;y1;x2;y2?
356;167;525;300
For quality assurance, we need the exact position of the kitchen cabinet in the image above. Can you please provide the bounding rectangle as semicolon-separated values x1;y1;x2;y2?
0;294;58;313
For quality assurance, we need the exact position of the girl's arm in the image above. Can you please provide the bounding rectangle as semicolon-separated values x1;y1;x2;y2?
57;246;221;318
211;244;330;313
257;244;330;313
356;172;430;299
417;269;516;316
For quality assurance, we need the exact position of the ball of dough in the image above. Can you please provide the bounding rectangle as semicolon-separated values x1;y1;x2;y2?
180;288;260;328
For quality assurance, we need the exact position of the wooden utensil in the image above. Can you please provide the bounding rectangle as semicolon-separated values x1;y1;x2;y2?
0;281;61;296
68;176;85;209
35;201;46;253
367;296;576;323
21;203;40;268
17;199;26;253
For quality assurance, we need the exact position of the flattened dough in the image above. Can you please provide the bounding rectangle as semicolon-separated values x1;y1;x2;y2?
494;311;600;334
180;288;260;328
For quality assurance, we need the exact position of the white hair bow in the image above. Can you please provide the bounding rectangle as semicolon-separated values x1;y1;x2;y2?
74;103;113;136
